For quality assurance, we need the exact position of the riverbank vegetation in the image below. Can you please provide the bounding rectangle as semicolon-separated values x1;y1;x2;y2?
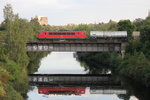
0;4;48;100
76;16;150;87
118;16;150;87
0;3;150;100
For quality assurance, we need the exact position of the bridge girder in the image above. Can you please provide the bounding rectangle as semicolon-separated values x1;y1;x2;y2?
27;42;122;52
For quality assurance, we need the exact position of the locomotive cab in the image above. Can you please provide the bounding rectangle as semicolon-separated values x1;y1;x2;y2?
38;31;46;39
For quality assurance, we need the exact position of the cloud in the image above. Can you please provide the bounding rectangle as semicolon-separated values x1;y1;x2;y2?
8;0;73;9
0;0;150;25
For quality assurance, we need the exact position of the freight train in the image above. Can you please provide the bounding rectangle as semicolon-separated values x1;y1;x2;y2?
38;31;127;39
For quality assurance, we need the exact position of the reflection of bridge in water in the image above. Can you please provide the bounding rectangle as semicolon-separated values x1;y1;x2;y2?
29;74;121;86
29;74;127;95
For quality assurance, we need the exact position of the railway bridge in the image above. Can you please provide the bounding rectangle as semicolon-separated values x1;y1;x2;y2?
27;39;126;54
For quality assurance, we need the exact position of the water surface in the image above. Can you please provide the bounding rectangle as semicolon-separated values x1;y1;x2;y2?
27;52;138;100
35;52;87;74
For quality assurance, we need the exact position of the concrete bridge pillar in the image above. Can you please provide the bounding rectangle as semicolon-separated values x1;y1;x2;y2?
121;42;126;58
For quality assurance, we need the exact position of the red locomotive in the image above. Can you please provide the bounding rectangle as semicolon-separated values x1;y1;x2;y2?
38;31;87;39
38;87;85;95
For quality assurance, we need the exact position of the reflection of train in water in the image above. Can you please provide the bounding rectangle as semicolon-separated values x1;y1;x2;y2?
90;89;127;94
38;31;127;40
38;87;86;95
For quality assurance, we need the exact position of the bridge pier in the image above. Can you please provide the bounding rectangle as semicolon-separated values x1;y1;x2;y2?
121;42;126;58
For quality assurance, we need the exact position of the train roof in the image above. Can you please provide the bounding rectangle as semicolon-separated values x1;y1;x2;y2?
90;31;127;33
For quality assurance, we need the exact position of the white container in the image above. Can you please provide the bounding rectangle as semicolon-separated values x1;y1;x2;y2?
90;31;104;37
90;31;127;37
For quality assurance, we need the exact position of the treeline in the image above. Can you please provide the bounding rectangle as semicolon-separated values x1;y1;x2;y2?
76;17;150;100
118;16;150;87
0;4;48;100
76;17;150;87
41;19;136;36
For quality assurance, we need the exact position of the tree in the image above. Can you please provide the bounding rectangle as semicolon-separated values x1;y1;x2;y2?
76;52;117;74
125;39;142;55
144;16;150;25
118;52;150;87
3;4;16;23
117;20;136;36
140;25;150;43
30;17;41;32
140;25;150;59
133;18;144;30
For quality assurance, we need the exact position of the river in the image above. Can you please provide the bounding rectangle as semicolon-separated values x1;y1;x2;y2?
27;52;141;100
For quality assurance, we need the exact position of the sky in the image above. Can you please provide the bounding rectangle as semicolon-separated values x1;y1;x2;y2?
0;0;149;25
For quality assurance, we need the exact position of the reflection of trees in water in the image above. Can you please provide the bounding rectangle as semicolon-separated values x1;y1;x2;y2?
27;52;49;97
27;52;49;74
76;52;118;74
119;77;150;100
117;94;130;100
76;52;150;100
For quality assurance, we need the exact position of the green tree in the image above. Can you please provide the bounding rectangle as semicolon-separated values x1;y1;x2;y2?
140;23;150;59
74;24;90;35
125;39;142;55
144;16;150;25
27;52;49;74
3;4;34;68
3;4;15;22
117;20;136;36
76;52;118;74
133;18;144;30
30;17;42;38
118;52;150;87
140;25;150;43
0;4;36;99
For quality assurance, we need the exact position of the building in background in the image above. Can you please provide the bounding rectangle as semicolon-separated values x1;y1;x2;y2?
34;16;48;25
132;31;140;39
